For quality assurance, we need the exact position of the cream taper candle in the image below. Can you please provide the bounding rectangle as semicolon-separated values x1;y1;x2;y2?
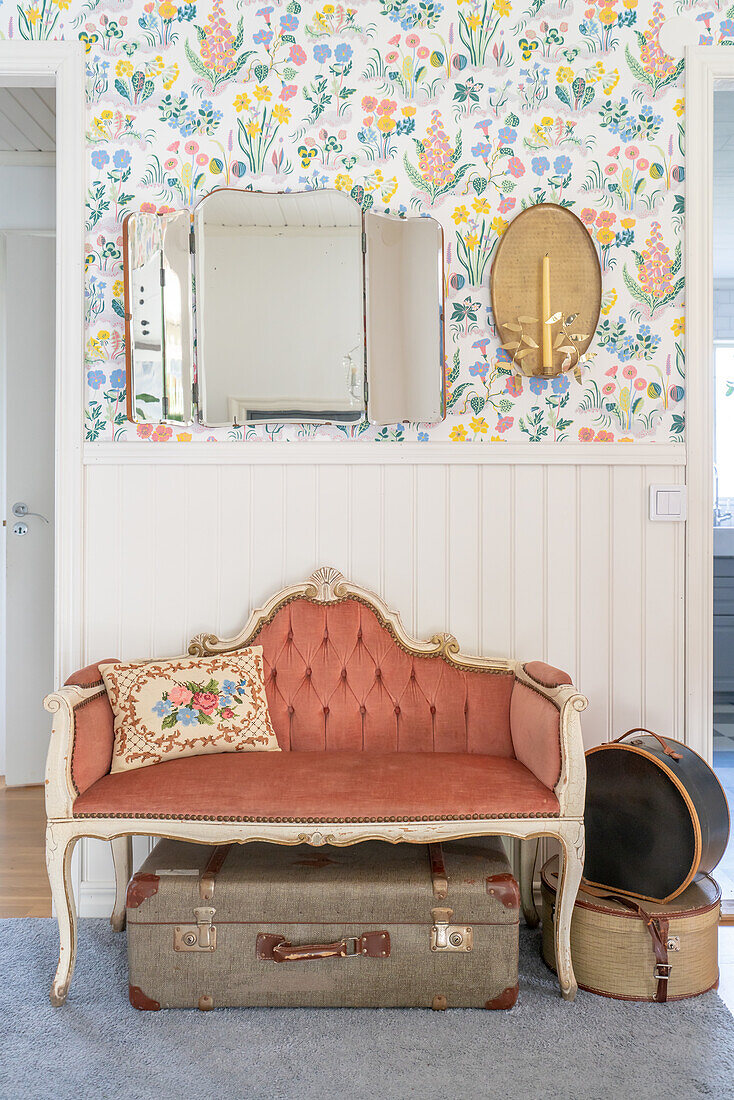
541;252;553;374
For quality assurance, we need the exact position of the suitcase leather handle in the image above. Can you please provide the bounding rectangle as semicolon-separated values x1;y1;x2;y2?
612;727;682;761
257;931;390;962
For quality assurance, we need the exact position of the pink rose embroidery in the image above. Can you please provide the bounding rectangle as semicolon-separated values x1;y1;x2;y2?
221;707;234;720
192;691;219;715
169;685;192;706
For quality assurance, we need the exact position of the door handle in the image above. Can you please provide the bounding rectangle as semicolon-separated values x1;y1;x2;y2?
11;502;49;524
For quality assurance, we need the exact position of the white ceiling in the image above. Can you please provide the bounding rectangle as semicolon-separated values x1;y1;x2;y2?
714;89;734;280
0;87;55;164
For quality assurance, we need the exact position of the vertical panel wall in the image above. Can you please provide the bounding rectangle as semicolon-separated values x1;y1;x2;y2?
76;448;685;914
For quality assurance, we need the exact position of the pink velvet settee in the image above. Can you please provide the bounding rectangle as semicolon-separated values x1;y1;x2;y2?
44;567;587;1005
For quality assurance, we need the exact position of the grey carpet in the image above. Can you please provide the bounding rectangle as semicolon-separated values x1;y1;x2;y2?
1;920;733;1100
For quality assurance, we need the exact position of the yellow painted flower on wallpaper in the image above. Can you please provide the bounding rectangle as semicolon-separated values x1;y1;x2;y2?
449;424;468;442
601;288;617;316
602;69;620;94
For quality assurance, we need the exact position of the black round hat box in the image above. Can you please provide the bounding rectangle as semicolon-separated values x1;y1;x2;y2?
584;729;730;903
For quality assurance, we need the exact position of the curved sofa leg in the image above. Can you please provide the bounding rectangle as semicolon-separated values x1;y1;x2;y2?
110;836;132;932
554;822;584;1002
520;838;540;928
46;824;79;1007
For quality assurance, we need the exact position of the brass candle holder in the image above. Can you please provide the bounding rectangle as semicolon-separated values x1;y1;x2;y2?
499;309;591;382
489;204;602;381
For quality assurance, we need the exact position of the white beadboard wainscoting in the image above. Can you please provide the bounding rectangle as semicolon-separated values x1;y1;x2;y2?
76;443;685;915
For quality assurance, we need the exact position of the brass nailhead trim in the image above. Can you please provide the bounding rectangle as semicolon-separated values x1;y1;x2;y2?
74;809;559;822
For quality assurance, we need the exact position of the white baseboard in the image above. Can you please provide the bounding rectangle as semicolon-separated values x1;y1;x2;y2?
79;883;115;919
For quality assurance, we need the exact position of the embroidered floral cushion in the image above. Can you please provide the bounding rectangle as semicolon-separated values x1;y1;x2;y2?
99;649;280;774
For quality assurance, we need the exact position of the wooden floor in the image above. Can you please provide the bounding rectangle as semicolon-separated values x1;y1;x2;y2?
0;777;51;916
0;780;732;1012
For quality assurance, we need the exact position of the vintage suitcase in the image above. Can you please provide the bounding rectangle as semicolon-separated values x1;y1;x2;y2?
126;837;520;1011
584;728;730;903
541;856;720;1002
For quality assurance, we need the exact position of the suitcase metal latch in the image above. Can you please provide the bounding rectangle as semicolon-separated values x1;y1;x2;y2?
174;906;217;952
430;907;473;952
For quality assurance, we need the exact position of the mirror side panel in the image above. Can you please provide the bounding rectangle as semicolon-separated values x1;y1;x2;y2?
161;210;194;424
365;213;444;425
123;211;165;425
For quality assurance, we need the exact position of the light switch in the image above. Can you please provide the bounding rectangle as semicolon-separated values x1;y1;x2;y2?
649;484;686;521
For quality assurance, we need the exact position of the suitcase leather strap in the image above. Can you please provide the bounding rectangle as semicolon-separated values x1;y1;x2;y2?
256;931;390;962
199;844;233;902
429;844;448;899
581;881;671;1002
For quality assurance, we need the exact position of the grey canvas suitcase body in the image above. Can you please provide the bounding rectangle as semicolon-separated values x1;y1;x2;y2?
126;837;520;1011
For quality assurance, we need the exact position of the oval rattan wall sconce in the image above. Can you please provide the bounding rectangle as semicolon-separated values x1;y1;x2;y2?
490;203;602;381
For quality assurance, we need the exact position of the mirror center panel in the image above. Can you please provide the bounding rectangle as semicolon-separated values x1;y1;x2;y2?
195;189;364;426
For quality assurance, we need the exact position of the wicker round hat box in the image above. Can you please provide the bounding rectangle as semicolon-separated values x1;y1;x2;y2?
540;857;721;1002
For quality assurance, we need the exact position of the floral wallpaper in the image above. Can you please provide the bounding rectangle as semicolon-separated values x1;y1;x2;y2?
5;0;722;443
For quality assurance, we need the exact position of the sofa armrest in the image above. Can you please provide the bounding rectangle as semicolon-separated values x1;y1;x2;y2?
44;668;116;818
510;662;588;818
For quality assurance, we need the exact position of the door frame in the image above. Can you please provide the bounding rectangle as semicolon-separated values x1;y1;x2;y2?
685;46;732;763
0;43;85;713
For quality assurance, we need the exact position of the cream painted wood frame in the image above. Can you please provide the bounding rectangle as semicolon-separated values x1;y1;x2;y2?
685;47;734;764
44;567;587;1005
0;45;85;708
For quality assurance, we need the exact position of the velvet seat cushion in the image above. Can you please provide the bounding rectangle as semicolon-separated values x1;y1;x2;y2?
72;751;559;822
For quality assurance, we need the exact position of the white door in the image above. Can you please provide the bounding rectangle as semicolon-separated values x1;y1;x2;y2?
3;232;55;786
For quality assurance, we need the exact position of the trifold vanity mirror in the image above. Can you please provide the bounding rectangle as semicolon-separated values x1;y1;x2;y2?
123;189;445;428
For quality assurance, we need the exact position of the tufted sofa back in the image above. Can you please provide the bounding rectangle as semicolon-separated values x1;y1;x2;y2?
254;598;515;755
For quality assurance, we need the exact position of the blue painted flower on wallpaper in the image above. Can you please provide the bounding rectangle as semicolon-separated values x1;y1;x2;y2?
599;98;664;143
379;0;444;32
159;93;223;136
110;369;126;391
87;371;106;390
529;377;549;395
